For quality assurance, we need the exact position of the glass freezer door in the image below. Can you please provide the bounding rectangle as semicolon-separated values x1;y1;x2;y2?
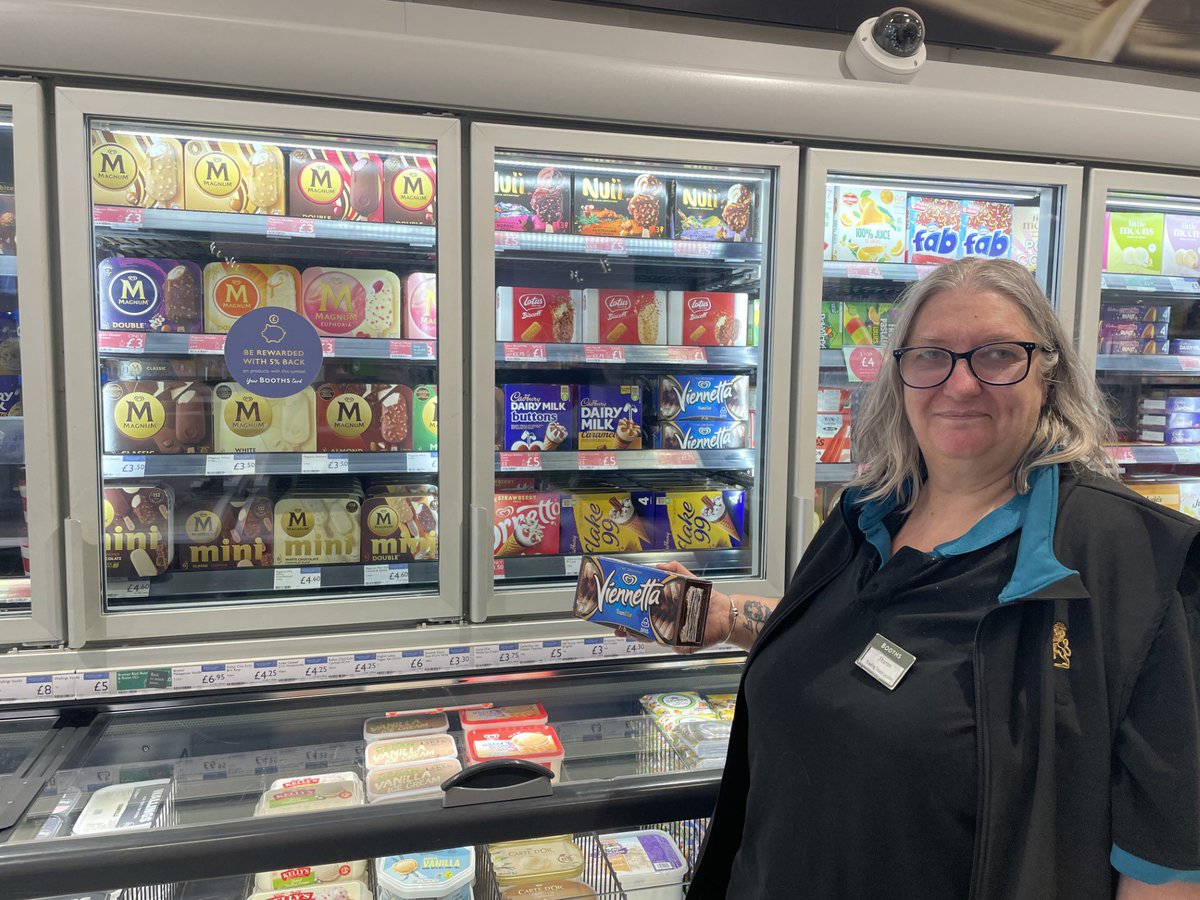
795;150;1082;563
55;89;462;644
470;125;799;620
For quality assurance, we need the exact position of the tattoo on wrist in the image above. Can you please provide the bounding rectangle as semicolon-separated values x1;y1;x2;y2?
741;600;771;640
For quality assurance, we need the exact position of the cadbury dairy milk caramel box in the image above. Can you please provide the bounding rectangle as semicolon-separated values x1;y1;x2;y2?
573;555;711;647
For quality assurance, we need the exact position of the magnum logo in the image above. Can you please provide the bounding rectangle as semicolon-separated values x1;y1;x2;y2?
194;152;240;197
224;395;271;437
298;160;343;205
92;144;137;191
108;271;158;316
317;281;355;314
114;392;165;441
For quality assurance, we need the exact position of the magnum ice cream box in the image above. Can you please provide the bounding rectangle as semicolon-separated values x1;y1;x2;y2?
315;383;413;452
103;484;174;579
183;139;286;216
202;263;301;333
381;152;437;226
288;148;385;222
301;268;403;339
90;129;184;209
176;492;273;571
98;258;203;333
101;381;213;455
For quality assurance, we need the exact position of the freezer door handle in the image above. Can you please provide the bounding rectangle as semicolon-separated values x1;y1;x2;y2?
441;760;553;808
469;504;492;623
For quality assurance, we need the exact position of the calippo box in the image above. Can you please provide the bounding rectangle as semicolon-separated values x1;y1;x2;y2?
672;177;756;242
1105;212;1165;274
98;258;203;333
831;184;907;263
496;287;581;343
494;163;571;234
274;492;362;566
412;385;438;452
381;152;437;226
301;268;404;338
820;301;842;349
176;492;273;570
907;196;963;264
101;381;212;454
103;484;174;579
816;411;852;463
182;139;286;215
667;291;748;346
502;384;573;451
212;384;316;453
460;704;548;734
650;420;748;450
573;555;712;647
494;492;561;557
1101;304;1171;323
404;272;437;340
583;289;666;345
662;489;745;551
361;493;438;562
577;384;642;450
315;383;412;452
962;200;1013;259
1012;206;1040;270
202;262;301;333
655;374;749;422
463;725;565;781
287;147;384;221
574;169;669;239
561;491;660;554
89;128;184;209
1163;215;1200;276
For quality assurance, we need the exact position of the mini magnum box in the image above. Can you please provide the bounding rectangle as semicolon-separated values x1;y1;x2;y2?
573;555;712;647
176;492;273;570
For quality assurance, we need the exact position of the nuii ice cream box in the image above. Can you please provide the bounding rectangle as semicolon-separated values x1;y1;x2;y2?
662;489;745;550
561;491;660;555
573;555;712;647
906;196;963;265
831;185;907;263
90;128;184;209
404;272;437;340
1105;212;1165;275
1012;206;1040;270
576;384;642;450
672;177;756;242
98;258;203;333
494;492;561;557
287;148;385;222
502;384;573;451
301;267;403;338
494;163;571;234
182;139;286;216
962;200;1013;259
1163;215;1200;277
202;262;301;333
649;420;748;450
574;169;668;239
583;289;666;344
667;291;748;346
654;374;749;422
496;287;581;343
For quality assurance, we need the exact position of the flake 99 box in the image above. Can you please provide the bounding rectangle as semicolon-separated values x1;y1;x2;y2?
573;555;712;647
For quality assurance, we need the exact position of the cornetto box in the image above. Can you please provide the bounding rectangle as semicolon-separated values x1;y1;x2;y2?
361;493;438;562
573;555;711;647
574;169;668;239
381;153;437;226
90;128;184;209
176;492;273;571
182;140;286;215
287;148;384;222
672;177;756;243
315;383;413;452
494;164;571;234
101;381;212;455
98;258;203;333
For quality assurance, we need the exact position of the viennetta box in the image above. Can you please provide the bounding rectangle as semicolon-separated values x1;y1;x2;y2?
573;555;712;647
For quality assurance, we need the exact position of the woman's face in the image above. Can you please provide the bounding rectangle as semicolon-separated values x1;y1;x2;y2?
902;287;1047;480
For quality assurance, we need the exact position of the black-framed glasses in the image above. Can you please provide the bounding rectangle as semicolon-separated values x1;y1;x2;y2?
892;341;1046;389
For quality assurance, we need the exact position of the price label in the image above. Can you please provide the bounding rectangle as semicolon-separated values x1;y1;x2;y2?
300;656;330;680
659;450;700;468
666;347;707;364
421;646;473;674
504;343;548;362
103;455;147;478
493;559;506;578
500;452;541;471
520;640;564;666
250;660;283;685
564;555;582;577
399;649;427;672
347;653;381;677
364;563;410;586
583;236;627;255
843;346;884;383
301;454;349;474
585;345;625;363
496;231;522;249
116;668;172;693
265;216;316;238
274;567;321;591
474;642;520;669
0;674;71;703
320;338;336;357
607;636;648;656
1179;356;1200;371
93;206;144;227
109;580;151;600
1108;446;1138;465
389;340;413;359
1171;278;1200;293
412;341;435;359
173;664;229;691
187;334;225;354
673;240;716;258
96;331;146;353
82;671;112;694
322;654;358;680
562;637;607;662
578;451;618;470
407;452;438;473
204;454;256;476
845;262;882;279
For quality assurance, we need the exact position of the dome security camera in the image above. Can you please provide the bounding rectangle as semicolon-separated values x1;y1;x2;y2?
844;7;927;84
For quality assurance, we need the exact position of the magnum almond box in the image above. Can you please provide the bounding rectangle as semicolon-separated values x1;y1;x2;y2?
361;493;438;562
101;381;212;455
381;152;437;226
202;263;301;333
90;129;184;209
176;492;273;571
573;555;711;647
574;169;668;239
98;258;203;333
182;139;286;216
287;148;384;222
315;383;412;452
103;485;174;579
301;268;403;339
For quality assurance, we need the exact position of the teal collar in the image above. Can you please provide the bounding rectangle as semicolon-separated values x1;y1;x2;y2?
848;463;1077;603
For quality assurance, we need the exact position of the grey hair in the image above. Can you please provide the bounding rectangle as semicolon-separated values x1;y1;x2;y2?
849;257;1118;509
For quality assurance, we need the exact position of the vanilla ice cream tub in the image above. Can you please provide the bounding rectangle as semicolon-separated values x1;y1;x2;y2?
460;703;548;733
362;712;449;743
366;758;461;803
599;829;689;900
464;724;564;781
377;847;475;900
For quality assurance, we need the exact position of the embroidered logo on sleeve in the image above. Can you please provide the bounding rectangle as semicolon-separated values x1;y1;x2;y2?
1052;621;1071;670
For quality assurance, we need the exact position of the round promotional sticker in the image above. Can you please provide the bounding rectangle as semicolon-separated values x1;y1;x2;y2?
224;307;322;398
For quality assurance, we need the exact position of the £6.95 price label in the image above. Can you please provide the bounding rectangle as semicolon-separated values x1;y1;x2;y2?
173;664;229;691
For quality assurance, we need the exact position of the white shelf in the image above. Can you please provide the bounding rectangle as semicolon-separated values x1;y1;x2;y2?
97;330;436;362
816;463;855;483
495;449;753;472
101;451;437;478
495;548;752;581
494;230;762;262
1096;354;1200;374
496;342;757;367
1101;273;1200;294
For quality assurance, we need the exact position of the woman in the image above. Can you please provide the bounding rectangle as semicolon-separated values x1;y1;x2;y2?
678;258;1200;898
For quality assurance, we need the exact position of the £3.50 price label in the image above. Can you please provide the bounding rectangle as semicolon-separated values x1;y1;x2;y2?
204;454;256;476
102;455;146;478
301;454;349;474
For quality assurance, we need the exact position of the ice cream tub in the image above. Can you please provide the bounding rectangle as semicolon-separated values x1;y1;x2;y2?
72;780;173;835
89;129;184;209
364;734;458;769
488;837;585;888
573;556;712;647
577;384;642;450
98;258;203;332
460;703;548;733
573;169;668;238
583;289;666;344
497;287;581;343
363;713;450;743
502;384;573;451
663;489;745;550
1163;214;1200;277
176;492;273;570
1101;304;1171;323
660;718;733;759
247;884;370;900
1105;212;1165;275
213;384;316;453
103;485;174;579
599;829;688;900
1140;393;1200;412
1126;482;1180;511
377;847;475;900
302;268;403;338
501;881;597;899
495;492;562;558
101;381;212;454
255;780;364;816
316;383;412;452
831;184;906;263
667;291;748;346
639;692;715;719
404;272;437;340
273;493;361;566
654;374;749;422
255;860;366;892
906;195;963;265
361;494;439;563
464;725;564;781
649;420;748;450
203;262;301;333
382;152;437;226
269;772;362;792
495;163;571;234
561;491;660;555
366;759;461;803
183;139;286;215
412;385;437;452
672;177;756;242
287;147;384;222
1138;412;1200;429
962;200;1013;259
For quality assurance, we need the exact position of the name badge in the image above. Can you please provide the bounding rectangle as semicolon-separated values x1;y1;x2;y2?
855;633;916;690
